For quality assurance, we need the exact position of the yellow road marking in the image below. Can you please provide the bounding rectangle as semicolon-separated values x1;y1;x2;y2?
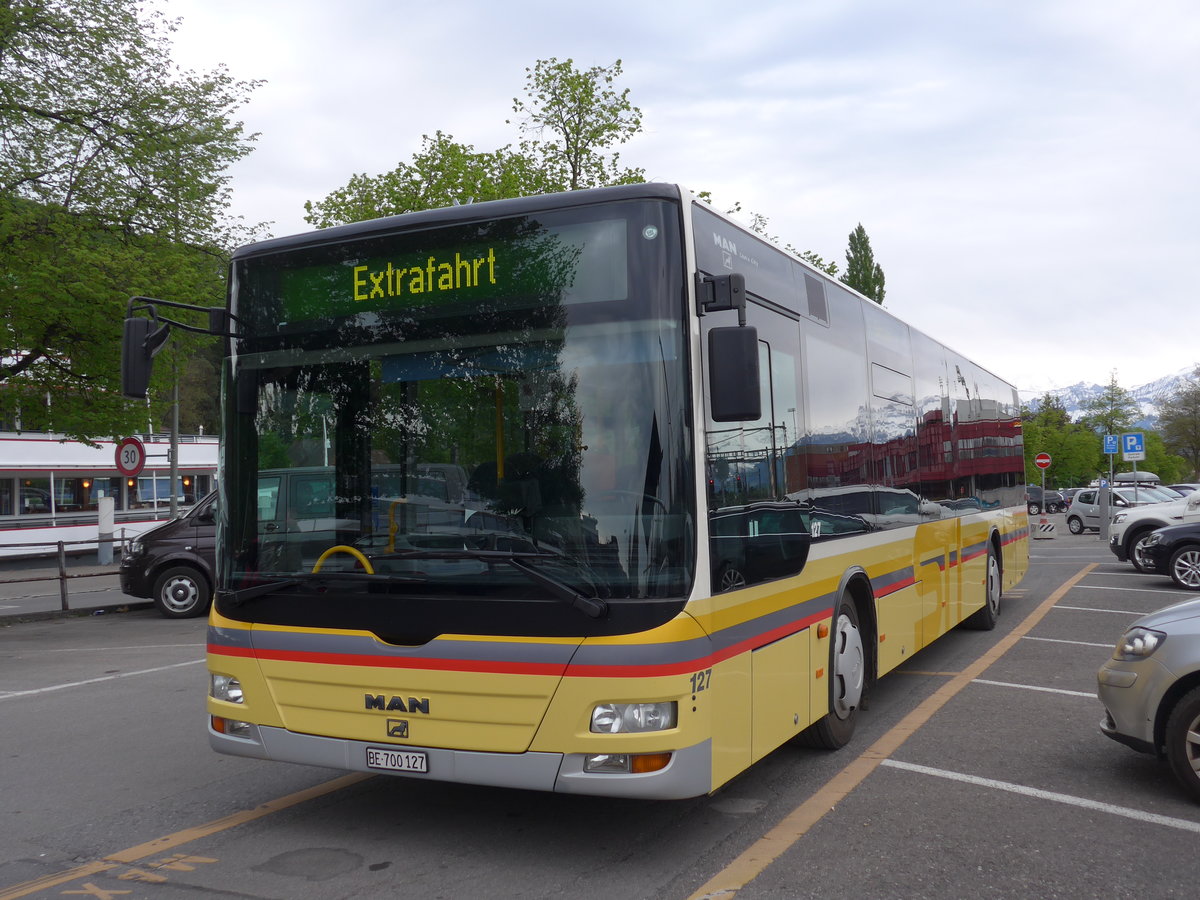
0;773;372;900
689;564;1096;900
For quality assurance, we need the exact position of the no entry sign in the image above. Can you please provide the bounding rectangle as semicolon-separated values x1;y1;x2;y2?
1034;452;1052;470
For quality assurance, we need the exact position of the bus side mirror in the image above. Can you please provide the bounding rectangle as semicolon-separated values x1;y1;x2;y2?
121;316;171;398
708;326;761;422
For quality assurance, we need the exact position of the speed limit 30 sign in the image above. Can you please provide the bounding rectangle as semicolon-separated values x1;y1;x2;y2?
115;436;146;476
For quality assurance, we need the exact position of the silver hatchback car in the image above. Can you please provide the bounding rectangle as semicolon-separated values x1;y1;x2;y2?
1098;596;1200;802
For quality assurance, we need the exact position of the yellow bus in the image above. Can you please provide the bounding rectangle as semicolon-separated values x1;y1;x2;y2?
124;183;1028;798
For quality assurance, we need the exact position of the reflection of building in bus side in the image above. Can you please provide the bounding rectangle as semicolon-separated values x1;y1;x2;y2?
709;395;1022;518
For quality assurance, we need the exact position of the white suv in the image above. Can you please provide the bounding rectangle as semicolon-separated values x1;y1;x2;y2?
1065;486;1164;535
1110;492;1200;571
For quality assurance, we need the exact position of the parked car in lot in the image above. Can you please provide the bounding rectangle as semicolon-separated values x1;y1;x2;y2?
1061;487;1084;507
1065;486;1165;534
1137;521;1200;591
1026;485;1067;515
1110;492;1200;572
1168;483;1200;496
1098;595;1200;802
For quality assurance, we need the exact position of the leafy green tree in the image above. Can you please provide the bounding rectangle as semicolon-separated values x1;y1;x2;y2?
307;58;646;228
509;58;644;191
1078;372;1140;436
1157;365;1200;478
1;0;259;442
798;251;840;277
304;131;553;228
841;223;885;303
1022;395;1102;487
1137;432;1188;484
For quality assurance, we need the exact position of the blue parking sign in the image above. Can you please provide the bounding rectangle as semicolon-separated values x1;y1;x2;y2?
1103;434;1118;455
1122;432;1145;461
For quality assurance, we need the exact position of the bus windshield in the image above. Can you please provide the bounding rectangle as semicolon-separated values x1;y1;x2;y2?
218;197;695;637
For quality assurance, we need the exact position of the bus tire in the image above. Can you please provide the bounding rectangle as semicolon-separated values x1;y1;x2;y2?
964;545;1001;630
153;565;211;619
798;593;864;749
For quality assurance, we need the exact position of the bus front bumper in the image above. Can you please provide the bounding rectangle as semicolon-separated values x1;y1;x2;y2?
209;721;713;800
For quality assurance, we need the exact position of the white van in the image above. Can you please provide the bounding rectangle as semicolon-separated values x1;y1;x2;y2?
1109;491;1200;571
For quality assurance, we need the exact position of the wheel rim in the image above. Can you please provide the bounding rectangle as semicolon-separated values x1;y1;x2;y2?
1068;518;1082;534
161;575;199;613
1173;550;1200;589
1184;708;1200;780
831;611;865;719
1131;536;1153;571
986;554;1001;616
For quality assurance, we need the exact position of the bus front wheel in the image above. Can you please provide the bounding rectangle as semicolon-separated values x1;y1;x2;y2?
798;594;864;750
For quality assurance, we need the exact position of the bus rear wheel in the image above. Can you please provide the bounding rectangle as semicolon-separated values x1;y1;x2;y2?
798;594;864;749
964;546;1001;630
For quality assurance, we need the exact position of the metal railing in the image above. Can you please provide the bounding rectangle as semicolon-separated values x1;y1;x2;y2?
0;536;127;612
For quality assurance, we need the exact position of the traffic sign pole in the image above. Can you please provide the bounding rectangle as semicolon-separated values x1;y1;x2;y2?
1031;451;1055;539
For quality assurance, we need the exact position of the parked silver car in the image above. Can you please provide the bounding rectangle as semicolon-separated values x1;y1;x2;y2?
1098;596;1200;802
1065;486;1164;535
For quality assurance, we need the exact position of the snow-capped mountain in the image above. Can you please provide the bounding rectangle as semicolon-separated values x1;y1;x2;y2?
1026;366;1196;428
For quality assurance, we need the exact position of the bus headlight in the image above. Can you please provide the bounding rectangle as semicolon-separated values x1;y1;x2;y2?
590;701;677;733
211;673;244;703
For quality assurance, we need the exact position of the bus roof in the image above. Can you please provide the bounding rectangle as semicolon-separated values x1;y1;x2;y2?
231;183;687;261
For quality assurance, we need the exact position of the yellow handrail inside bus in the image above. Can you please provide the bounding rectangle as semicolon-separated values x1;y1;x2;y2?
312;545;375;574
387;499;405;553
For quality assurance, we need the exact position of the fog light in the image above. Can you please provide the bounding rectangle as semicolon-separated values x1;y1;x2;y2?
584;753;630;773
211;716;253;738
583;752;673;774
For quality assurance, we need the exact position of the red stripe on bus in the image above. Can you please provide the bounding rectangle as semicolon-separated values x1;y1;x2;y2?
206;606;834;680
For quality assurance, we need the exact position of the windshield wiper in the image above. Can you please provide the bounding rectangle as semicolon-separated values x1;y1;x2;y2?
220;578;301;608
505;557;608;618
379;547;608;618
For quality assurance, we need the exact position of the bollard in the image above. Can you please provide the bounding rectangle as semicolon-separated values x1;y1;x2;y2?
98;496;115;564
1032;515;1056;540
58;540;69;610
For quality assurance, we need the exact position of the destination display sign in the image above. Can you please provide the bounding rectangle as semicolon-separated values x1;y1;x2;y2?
272;217;629;325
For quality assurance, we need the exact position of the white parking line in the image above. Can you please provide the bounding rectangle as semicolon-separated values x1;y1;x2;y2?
881;759;1200;834
0;659;205;701
41;643;205;653
973;677;1095;698
1056;604;1147;615
1075;583;1189;596
1022;635;1112;649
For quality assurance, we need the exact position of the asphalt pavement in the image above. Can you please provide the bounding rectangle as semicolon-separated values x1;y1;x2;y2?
0;556;148;621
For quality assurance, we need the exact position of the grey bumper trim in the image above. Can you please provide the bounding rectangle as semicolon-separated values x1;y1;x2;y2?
210;724;713;799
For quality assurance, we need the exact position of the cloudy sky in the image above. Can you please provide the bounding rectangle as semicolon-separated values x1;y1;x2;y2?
163;0;1199;399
